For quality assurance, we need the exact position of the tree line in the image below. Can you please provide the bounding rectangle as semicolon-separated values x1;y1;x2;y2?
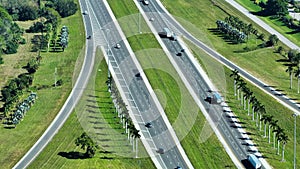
230;69;289;161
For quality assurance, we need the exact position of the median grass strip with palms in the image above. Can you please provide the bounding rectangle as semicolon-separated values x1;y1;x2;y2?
161;0;300;102
108;0;236;168
29;49;155;169
185;39;299;168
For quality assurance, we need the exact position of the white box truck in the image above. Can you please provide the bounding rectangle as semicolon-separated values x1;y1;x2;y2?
247;154;262;169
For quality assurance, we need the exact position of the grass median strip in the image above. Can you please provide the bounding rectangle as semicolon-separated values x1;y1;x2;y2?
29;49;155;169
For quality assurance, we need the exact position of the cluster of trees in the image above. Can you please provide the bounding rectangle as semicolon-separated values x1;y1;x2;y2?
224;16;259;36
9;93;37;127
75;132;97;158
0;7;25;63
109;76;141;157
216;20;247;43
230;69;289;161
1;54;40;118
60;26;69;51
286;49;300;92
0;0;77;21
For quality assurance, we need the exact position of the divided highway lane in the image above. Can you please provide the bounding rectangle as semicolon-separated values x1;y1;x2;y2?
13;1;94;168
138;0;264;168
153;0;300;116
87;0;191;168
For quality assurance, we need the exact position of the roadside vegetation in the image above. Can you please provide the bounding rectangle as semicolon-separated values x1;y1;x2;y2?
108;0;236;168
236;0;300;47
29;54;155;169
0;0;84;168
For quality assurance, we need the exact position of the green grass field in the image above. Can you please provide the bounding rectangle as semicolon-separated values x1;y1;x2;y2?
28;49;155;169
0;7;86;169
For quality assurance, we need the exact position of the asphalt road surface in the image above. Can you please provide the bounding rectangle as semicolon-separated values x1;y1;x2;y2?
138;0;272;168
85;0;192;168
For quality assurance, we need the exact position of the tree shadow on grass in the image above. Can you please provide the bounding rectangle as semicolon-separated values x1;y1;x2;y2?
58;151;88;159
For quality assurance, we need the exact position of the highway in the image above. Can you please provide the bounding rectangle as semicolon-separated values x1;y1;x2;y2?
152;0;300;116
13;0;95;168
85;0;193;168
137;0;272;168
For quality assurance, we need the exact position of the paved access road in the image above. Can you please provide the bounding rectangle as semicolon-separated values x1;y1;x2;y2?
85;0;193;168
225;0;300;51
13;1;95;169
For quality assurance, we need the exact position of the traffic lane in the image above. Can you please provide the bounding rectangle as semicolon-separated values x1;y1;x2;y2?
90;0;113;26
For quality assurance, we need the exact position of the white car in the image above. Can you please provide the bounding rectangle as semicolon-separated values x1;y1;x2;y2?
143;0;149;5
115;43;121;49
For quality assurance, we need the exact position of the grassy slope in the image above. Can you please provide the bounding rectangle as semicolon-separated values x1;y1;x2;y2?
161;0;300;101
108;0;236;168
29;51;155;169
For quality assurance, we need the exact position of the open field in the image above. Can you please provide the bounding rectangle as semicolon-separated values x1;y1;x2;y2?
0;7;86;168
29;50;155;169
108;0;236;168
236;0;300;47
161;0;300;102
185;39;299;169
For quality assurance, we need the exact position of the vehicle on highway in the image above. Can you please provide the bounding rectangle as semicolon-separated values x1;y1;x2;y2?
247;154;262;169
145;122;152;128
83;10;88;15
156;148;164;154
87;35;91;39
115;43;121;49
206;92;222;104
143;0;149;5
175;166;182;169
159;27;177;41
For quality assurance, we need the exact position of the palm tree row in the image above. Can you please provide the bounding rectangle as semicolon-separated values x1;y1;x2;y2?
286;49;300;93
230;69;289;161
108;75;141;157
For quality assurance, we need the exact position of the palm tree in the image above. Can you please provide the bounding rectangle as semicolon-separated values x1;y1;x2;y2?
270;119;278;145
237;79;246;102
261;114;272;137
243;88;252;111
247;94;254;116
281;133;289;161
294;68;300;93
266;115;274;141
250;97;258;120
257;104;266;130
286;65;294;89
275;128;284;155
230;69;239;96
132;128;141;158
